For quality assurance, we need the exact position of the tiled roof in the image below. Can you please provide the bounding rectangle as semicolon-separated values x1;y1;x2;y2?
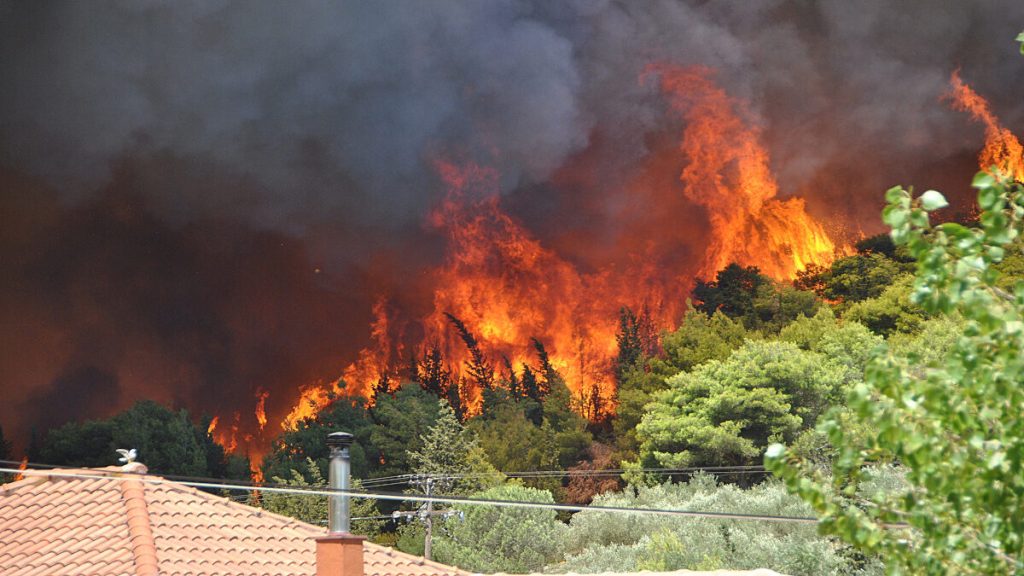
0;467;471;576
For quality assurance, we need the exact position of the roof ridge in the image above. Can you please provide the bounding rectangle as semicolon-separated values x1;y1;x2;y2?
120;477;159;576
0;467;120;494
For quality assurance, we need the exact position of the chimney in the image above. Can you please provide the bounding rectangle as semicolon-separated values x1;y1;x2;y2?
316;431;366;576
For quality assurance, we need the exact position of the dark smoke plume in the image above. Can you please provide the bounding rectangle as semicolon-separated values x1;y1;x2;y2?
1;1;1022;445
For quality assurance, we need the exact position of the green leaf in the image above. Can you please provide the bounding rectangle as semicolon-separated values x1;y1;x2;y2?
885;186;906;203
973;171;995;189
764;443;786;460
1018;31;1024;54
979;185;999;211
920;190;949;211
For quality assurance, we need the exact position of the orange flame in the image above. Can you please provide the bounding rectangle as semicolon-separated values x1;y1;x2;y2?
645;64;840;280
277;64;842;426
341;298;401;399
226;412;240;453
948;70;1024;182
207;415;219;435
13;456;27;481
254;390;269;431
423;160;620;413
281;383;334;431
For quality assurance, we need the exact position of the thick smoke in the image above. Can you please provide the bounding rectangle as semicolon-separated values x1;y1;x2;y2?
1;1;1022;446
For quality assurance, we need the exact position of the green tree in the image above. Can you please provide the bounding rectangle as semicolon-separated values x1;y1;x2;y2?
652;306;748;376
471;402;560;488
39;400;217;477
261;390;378;483
637;340;844;471
780;308;883;386
692;263;767;319
843;274;929;336
432;484;567;573
260;457;382;538
554;474;860;576
767;171;1024;573
751;281;821;333
369;383;443;478
407;400;502;495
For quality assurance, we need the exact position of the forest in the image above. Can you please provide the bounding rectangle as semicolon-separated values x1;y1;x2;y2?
7;166;1024;576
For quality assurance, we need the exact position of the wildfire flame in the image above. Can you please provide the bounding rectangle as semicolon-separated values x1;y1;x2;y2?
277;64;842;427
14;456;27;481
281;383;335;430
341;298;401;399
226;412;239;453
254;390;269;431
207;415;219;435
645;64;840;280
948;70;1024;182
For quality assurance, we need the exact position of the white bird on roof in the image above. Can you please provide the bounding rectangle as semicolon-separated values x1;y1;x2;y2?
116;448;137;464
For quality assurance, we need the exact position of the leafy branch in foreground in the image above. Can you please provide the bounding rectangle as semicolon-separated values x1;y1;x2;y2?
766;171;1024;574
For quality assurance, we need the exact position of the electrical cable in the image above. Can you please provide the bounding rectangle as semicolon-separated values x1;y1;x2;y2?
0;465;846;526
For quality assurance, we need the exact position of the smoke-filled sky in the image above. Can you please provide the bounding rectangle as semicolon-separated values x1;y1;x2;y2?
2;1;1022;447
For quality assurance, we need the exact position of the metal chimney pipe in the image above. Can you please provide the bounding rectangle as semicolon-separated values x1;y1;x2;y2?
326;431;354;533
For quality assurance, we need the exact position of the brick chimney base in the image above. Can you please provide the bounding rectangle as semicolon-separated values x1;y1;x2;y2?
316;533;367;576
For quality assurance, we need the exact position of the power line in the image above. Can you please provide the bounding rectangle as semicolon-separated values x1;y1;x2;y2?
0;465;838;526
0;458;770;498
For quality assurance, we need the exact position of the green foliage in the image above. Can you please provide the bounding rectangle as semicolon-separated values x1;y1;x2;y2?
407;400;503;495
471;402;561;491
432;484;567;573
614;306;659;384
993;237;1024;290
369;383;443;477
261;390;378;483
260;457;382;538
653;306;748;376
780;308;883;386
552;475;864;576
751;281;821;333
692;263;768;319
843;274;928;336
767;172;1024;573
693;264;819;332
824;254;907;303
636;340;844;471
38;400;227;477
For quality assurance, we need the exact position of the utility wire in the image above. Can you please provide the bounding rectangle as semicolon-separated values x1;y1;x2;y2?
0;460;766;491
0;465;842;526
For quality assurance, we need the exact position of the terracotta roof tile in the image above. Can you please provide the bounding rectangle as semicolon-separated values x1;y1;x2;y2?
0;468;471;576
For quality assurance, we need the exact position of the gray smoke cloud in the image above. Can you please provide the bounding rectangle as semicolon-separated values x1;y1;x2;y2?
2;1;1022;232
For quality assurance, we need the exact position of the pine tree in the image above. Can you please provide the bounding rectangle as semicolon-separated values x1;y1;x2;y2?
407;400;501;495
501;355;521;399
446;378;465;422
615;307;643;384
418;345;451;398
445;313;494;390
530;337;555;400
371;369;393;404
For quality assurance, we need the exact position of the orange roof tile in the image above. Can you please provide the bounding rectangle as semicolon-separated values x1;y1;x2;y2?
0;468;470;576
